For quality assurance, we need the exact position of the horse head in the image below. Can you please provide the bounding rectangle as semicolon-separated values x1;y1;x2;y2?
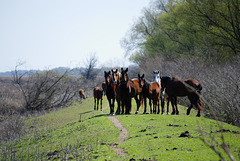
121;68;129;84
138;74;145;88
111;69;121;85
104;71;112;86
153;70;160;85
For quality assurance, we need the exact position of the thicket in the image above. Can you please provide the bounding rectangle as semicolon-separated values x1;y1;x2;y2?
122;0;240;63
122;0;240;126
0;65;104;142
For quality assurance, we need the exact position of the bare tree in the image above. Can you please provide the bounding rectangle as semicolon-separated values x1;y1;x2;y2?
13;64;77;111
82;53;99;80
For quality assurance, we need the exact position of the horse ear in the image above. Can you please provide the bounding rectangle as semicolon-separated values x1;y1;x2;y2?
126;68;128;72
142;74;144;78
121;68;123;72
116;69;118;72
138;74;140;78
158;71;160;74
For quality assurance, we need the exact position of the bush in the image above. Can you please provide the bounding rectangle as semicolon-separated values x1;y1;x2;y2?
139;55;240;126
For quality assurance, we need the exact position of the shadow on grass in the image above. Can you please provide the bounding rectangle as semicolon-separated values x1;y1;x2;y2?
79;111;92;115
89;114;109;119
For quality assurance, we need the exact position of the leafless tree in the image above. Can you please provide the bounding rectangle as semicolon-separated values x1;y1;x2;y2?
13;64;77;111
82;53;99;80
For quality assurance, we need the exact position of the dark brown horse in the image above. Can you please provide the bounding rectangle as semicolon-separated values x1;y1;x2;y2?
117;68;142;114
93;87;104;111
138;74;161;114
161;76;203;117
104;71;116;115
78;89;86;99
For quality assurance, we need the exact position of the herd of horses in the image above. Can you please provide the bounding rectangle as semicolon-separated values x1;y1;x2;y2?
79;68;204;117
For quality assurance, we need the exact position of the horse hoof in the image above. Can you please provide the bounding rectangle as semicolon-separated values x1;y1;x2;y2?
135;111;139;114
162;113;165;115
176;111;179;115
167;113;171;115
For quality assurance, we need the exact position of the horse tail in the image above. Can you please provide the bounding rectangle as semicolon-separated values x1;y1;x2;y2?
193;93;204;111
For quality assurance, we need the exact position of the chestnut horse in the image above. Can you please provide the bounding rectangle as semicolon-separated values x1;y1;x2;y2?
93;87;104;111
153;70;166;114
78;89;86;99
138;74;161;114
111;69;122;115
104;71;115;115
161;76;203;117
117;68;143;114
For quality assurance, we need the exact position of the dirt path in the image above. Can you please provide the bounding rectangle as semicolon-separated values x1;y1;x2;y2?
101;107;129;156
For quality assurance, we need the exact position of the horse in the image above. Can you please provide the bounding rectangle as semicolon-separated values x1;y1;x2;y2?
161;76;203;117
138;74;161;114
111;69;122;115
117;68;141;114
104;71;116;115
153;70;166;114
78;89;86;99
93;87;104;111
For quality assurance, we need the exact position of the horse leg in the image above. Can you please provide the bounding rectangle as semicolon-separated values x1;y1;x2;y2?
126;98;132;114
121;100;125;115
153;100;156;114
107;98;112;114
112;98;115;115
161;96;165;115
94;98;96;110
135;96;140;114
187;104;193;115
157;99;160;114
166;98;170;115
143;97;147;114
100;98;102;111
115;98;120;115
174;97;179;115
170;97;176;115
149;99;153;114
97;99;99;111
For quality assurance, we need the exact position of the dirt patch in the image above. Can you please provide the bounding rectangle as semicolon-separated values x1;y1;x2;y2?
107;116;129;156
100;108;129;156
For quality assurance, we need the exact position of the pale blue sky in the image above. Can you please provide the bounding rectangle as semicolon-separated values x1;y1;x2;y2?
0;0;150;72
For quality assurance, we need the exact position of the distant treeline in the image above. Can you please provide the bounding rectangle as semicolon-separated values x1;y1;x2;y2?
0;67;117;76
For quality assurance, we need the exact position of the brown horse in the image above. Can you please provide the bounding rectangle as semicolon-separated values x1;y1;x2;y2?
117;68;142;114
93;87;104;111
104;71;115;115
161;76;203;117
78;89;86;99
138;74;161;114
111;69;122;115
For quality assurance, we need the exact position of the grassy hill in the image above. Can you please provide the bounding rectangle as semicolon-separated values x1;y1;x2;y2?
1;96;239;160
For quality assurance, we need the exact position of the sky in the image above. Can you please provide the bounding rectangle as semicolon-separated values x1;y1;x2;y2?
0;0;150;72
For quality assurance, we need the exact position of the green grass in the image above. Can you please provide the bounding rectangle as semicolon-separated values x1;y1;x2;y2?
1;96;240;160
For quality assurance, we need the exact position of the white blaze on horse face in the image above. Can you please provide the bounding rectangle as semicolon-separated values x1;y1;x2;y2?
153;73;160;85
113;73;117;84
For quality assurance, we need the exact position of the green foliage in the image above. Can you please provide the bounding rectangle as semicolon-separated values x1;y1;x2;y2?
123;0;240;63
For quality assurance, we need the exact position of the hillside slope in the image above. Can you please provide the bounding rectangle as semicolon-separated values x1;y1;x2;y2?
1;96;239;160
